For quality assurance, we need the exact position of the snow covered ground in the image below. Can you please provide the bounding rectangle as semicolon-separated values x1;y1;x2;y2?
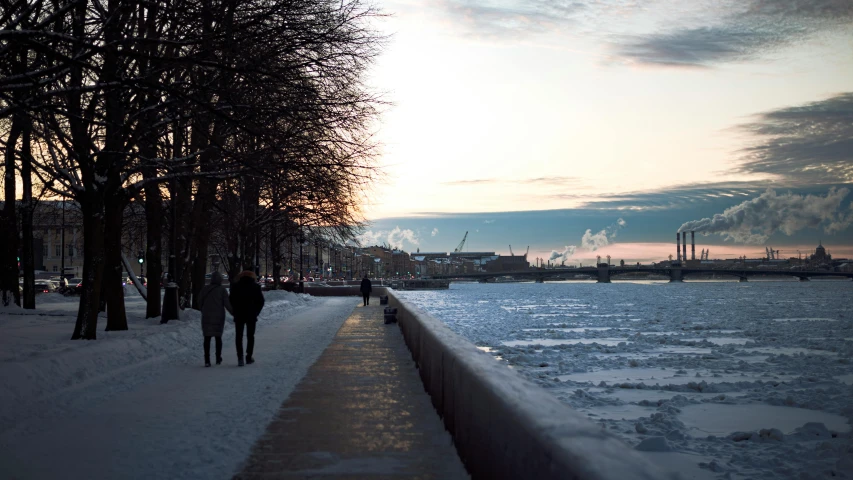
0;289;357;479
399;280;853;480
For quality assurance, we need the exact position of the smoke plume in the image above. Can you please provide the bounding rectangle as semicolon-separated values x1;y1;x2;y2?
581;218;627;251
549;218;626;261
549;245;577;263
678;188;853;244
357;226;420;249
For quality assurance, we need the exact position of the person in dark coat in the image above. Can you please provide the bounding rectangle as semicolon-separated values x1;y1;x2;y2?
229;270;265;366
359;275;372;306
198;272;233;367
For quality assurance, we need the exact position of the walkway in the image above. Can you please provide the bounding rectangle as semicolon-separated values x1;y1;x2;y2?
235;302;469;479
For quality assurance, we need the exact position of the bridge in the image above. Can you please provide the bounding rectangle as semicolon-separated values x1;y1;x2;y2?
428;265;853;283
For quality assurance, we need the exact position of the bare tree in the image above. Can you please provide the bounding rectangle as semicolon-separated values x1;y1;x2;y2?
0;0;385;338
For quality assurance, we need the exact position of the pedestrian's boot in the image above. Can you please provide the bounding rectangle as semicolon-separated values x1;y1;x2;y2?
246;356;254;365
238;356;245;367
216;356;222;365
204;357;211;368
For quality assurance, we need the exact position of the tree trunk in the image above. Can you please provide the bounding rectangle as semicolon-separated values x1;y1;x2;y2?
142;168;162;318
139;0;162;319
190;177;216;310
1;116;22;307
21;127;35;309
175;175;193;304
72;195;105;340
99;0;131;329
103;200;128;330
68;0;99;339
271;213;279;289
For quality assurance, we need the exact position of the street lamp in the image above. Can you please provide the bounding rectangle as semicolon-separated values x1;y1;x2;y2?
137;251;145;277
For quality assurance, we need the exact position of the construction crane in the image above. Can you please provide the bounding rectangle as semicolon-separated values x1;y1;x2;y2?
509;245;514;256
454;231;468;253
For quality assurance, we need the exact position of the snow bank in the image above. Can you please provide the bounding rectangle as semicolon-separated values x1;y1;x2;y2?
0;289;355;480
0;289;314;435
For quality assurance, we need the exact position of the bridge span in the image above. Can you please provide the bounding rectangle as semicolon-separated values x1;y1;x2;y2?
428;265;853;284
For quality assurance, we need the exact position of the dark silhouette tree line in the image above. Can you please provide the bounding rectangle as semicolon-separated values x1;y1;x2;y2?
0;0;384;338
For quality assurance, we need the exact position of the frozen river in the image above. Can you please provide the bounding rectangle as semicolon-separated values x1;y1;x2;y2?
398;280;853;480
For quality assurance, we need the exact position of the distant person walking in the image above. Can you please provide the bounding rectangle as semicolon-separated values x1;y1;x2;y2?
198;272;233;367
229;270;265;366
360;275;372;306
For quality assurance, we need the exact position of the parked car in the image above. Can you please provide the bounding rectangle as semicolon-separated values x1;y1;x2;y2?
34;280;56;294
125;276;147;286
63;278;84;296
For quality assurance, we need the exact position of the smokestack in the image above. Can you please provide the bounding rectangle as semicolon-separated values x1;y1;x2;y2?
691;231;695;260
676;232;681;261
683;240;687;262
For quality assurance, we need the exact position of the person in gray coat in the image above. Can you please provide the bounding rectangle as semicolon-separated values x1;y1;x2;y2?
198;272;233;367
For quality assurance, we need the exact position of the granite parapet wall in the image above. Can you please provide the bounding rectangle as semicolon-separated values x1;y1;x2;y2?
385;290;674;480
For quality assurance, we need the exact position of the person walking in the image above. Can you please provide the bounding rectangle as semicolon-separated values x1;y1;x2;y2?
198;272;233;367
360;275;372;306
229;270;265;366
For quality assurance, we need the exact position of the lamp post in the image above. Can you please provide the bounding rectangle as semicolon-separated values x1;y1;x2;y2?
60;197;65;279
299;226;304;288
162;181;180;323
138;251;145;277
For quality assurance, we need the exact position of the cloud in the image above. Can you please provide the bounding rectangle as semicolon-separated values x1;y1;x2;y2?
736;92;853;184
443;176;583;187
441;178;499;186
520;176;582;186
356;230;383;247
613;24;795;68
562;181;782;211
551;93;852;211
387;227;420;249
581;217;627;251
438;0;586;39
549;245;576;263
357;226;420;250
431;228;439;237
678;188;853;244
611;0;853;67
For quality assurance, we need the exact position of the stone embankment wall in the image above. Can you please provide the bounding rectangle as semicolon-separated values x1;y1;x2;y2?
385;290;673;480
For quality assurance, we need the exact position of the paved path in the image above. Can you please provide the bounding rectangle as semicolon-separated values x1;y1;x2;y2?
235;302;469;479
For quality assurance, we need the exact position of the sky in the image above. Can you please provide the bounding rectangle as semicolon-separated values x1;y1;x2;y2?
361;0;853;263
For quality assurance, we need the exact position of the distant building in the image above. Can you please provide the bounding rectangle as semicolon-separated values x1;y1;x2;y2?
810;242;832;264
483;255;530;272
